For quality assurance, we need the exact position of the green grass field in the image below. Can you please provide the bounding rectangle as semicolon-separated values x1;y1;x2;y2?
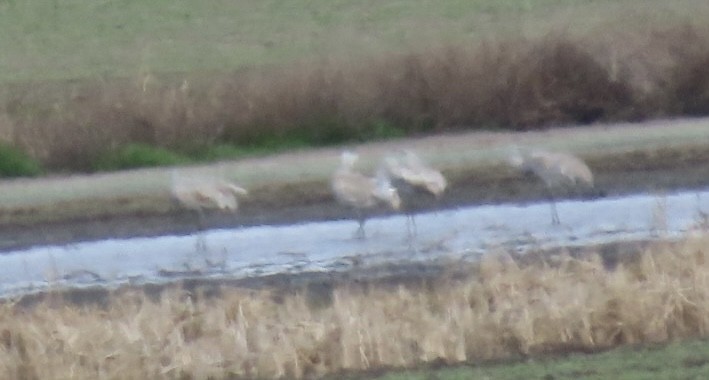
0;0;703;83
360;339;709;379
0;0;619;83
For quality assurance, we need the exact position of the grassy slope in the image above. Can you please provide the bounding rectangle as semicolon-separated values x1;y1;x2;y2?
366;339;709;379
0;0;701;83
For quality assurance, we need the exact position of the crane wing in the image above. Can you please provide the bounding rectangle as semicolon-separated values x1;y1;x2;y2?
332;172;377;208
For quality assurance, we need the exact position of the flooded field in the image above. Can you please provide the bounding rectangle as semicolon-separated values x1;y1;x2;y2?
2;186;708;298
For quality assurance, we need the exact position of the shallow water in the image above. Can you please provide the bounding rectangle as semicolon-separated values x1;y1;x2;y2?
2;188;708;298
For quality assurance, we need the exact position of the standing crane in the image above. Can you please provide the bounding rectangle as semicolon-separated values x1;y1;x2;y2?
331;151;401;239
383;149;447;237
507;147;594;225
171;169;248;250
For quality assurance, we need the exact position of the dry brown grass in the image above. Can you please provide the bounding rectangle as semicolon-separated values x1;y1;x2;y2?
3;235;709;379
2;18;709;170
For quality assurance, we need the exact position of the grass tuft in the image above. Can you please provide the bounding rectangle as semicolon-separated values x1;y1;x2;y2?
91;143;189;171
0;143;43;178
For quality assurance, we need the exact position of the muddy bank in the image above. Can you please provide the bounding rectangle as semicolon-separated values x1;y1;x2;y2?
3;145;709;251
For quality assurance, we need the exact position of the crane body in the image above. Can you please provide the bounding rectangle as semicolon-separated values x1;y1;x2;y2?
171;169;248;250
508;148;594;225
384;150;447;237
332;151;401;239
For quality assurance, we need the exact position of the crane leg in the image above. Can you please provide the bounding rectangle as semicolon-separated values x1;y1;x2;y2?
406;213;418;239
196;235;208;252
550;200;560;225
696;193;709;227
547;186;561;226
355;220;366;240
354;210;366;240
404;213;419;253
547;188;561;225
195;208;208;252
405;214;412;239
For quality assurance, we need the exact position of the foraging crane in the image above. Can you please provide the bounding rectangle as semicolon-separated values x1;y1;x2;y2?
508;147;594;225
171;169;248;250
331;151;401;239
383;149;447;237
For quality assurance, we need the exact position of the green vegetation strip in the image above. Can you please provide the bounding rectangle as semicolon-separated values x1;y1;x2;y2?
88;122;405;173
0;142;42;177
362;340;709;380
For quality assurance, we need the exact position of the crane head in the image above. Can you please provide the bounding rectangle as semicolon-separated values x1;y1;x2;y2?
221;183;249;197
383;155;404;176
386;187;402;210
506;145;527;169
386;150;447;197
339;151;359;169
401;149;423;166
423;171;447;197
374;168;401;210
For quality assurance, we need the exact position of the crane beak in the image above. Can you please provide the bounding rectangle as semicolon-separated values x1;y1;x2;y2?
229;185;249;197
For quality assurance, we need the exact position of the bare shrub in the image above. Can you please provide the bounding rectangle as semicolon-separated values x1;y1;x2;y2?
498;36;635;128
585;22;709;119
668;25;709;115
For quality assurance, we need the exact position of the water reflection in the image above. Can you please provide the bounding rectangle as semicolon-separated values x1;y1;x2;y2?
2;188;708;298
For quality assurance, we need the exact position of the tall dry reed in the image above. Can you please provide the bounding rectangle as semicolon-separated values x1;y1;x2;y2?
2;235;709;379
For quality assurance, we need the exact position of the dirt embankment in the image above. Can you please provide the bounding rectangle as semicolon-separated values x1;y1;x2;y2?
2;117;709;250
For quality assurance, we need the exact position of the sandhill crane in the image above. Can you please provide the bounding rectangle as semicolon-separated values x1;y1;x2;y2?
331;151;401;239
383;149;447;237
171;169;248;250
508;147;593;225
